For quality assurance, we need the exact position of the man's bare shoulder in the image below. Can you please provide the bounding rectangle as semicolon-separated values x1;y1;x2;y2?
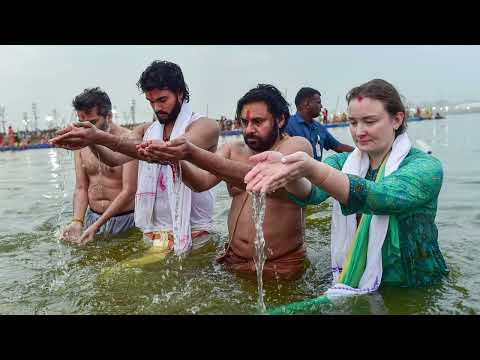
115;124;133;136
78;147;101;171
227;139;248;151
212;139;242;159
284;135;312;148
279;135;314;156
122;122;152;139
138;122;152;132
227;139;253;159
188;116;219;131
186;117;220;152
193;116;217;124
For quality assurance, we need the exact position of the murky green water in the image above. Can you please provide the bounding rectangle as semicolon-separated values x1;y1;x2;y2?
0;114;478;314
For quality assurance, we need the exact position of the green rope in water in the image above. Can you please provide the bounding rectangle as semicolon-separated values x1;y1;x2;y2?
267;294;332;315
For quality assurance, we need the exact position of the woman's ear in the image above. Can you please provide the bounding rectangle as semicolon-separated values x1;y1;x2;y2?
393;112;404;131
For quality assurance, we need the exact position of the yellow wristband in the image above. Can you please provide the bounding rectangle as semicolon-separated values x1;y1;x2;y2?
72;218;84;226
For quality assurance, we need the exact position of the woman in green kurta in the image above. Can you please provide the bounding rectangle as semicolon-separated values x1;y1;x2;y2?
244;79;448;291
287;147;447;287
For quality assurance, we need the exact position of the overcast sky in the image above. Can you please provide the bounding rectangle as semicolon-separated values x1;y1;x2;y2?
1;45;479;129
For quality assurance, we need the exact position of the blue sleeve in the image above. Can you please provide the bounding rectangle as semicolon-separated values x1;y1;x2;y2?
284;121;300;137
323;129;341;151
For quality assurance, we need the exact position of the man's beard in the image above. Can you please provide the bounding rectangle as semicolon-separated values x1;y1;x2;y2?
155;100;182;124
243;121;280;152
98;120;110;132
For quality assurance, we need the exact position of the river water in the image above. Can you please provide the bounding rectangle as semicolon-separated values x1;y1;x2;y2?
0;114;478;314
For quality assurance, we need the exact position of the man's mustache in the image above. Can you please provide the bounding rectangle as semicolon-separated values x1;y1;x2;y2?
244;135;261;141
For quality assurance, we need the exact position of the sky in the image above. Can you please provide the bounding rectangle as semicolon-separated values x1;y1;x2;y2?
1;45;479;130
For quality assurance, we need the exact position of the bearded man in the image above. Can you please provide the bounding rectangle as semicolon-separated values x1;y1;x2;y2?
144;84;313;280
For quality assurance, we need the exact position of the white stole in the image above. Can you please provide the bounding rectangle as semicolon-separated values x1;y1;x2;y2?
135;102;199;255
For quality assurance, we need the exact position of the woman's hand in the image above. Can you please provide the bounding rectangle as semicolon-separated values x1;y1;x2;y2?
244;151;314;193
248;150;284;164
243;150;285;193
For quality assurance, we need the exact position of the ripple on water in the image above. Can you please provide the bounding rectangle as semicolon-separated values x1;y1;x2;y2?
472;213;480;224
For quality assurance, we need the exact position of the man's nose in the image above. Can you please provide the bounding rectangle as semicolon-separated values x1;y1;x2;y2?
245;122;256;135
153;103;162;112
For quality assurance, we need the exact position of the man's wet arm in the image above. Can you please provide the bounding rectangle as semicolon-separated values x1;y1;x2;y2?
189;143;250;189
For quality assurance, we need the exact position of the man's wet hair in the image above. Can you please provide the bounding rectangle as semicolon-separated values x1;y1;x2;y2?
294;87;321;108
236;84;290;133
72;87;112;117
137;60;190;103
346;79;407;137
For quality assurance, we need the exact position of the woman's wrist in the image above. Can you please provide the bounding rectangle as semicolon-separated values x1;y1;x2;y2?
304;157;316;179
309;162;331;186
285;177;312;200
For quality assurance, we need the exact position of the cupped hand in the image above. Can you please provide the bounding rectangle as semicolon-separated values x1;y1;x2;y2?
155;136;192;161
49;122;99;149
245;151;313;193
139;136;192;163
248;150;284;164
74;225;98;245
60;222;82;242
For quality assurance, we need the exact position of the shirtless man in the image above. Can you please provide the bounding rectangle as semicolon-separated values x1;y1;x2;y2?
142;84;313;280
52;61;219;258
61;87;138;245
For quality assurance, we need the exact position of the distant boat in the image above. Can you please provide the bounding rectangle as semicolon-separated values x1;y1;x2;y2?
407;116;424;122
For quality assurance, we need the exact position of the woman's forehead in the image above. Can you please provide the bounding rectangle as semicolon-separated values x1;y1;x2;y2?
348;97;385;115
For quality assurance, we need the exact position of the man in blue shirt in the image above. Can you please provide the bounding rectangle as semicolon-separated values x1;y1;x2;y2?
285;87;354;161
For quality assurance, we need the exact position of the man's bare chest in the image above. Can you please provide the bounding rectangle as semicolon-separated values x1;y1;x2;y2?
81;150;121;178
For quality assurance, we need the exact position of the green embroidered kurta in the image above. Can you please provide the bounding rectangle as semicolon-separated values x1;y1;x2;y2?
289;147;448;288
